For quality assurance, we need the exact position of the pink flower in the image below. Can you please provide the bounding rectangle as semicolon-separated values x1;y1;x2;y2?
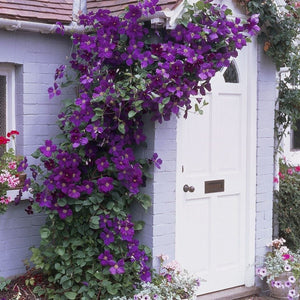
8;161;17;170
287;168;293;175
282;254;293;261
0;196;11;204
273;177;279;183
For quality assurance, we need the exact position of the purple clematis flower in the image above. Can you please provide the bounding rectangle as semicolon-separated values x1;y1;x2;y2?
100;229;114;245
109;259;125;275
17;157;28;172
48;82;61;99
97;177;114;193
98;250;113;266
40;140;57;157
96;157;109;172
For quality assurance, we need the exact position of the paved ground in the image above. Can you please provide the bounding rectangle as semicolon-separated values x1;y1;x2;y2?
238;297;277;300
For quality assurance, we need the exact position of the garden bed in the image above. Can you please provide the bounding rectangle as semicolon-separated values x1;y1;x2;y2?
0;268;47;300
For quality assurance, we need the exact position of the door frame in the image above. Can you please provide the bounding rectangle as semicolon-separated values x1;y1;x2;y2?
175;38;258;289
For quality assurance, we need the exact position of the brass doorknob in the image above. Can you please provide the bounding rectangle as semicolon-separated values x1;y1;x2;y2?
183;184;195;193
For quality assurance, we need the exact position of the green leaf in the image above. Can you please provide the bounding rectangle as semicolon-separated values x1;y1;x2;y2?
196;1;205;10
158;103;164;114
128;110;137;118
40;228;51;239
55;246;65;256
64;292;77;300
107;284;119;295
57;198;67;207
31;148;41;159
89;216;100;229
225;8;232;16
118;122;125;134
107;201;114;210
134;221;144;231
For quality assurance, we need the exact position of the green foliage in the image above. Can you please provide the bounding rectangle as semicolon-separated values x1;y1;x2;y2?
30;208;150;299
0;276;11;291
237;0;300;144
274;160;300;251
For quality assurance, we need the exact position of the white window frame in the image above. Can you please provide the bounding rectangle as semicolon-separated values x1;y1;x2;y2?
0;64;16;151
279;67;300;165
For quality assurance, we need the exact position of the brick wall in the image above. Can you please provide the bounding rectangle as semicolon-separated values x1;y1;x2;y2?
255;46;277;288
0;29;72;277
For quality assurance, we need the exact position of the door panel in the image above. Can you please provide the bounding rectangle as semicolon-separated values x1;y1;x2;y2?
176;47;249;295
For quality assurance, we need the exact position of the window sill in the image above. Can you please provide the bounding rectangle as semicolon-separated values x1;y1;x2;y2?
7;189;31;201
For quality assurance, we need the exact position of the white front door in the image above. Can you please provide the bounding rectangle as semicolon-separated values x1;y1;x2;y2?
176;43;257;295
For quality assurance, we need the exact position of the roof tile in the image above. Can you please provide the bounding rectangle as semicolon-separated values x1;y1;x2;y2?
0;0;180;25
86;0;180;15
0;0;73;24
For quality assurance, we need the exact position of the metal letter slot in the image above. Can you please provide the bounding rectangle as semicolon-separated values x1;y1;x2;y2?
205;180;224;194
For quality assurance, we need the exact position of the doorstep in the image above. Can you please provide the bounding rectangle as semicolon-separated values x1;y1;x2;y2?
197;286;260;300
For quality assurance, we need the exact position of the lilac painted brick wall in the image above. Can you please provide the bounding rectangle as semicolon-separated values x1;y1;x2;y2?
0;30;72;277
255;46;277;288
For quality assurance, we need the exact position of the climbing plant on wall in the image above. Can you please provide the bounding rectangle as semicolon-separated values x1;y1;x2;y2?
236;0;300;145
19;0;259;299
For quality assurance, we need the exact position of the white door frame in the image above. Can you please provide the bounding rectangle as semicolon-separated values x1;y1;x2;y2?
175;38;258;289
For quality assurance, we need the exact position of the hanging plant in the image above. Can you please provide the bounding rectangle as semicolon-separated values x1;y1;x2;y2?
22;0;259;299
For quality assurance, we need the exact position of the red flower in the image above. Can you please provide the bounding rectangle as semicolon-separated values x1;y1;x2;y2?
0;136;10;145
7;130;19;137
295;166;300;172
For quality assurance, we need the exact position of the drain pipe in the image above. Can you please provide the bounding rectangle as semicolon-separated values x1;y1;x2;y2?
0;18;84;34
0;1;183;34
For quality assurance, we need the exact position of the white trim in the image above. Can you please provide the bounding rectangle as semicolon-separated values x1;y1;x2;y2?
244;37;257;287
6;189;31;201
175;38;258;291
0;64;16;151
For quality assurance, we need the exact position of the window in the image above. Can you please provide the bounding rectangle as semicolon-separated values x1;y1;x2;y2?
292;119;300;150
223;60;239;83
0;65;16;155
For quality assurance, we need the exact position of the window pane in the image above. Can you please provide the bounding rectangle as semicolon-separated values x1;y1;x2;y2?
223;61;239;83
0;75;6;156
292;119;300;150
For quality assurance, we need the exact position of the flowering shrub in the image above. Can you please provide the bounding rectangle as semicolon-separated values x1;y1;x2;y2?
274;159;300;251
25;0;259;299
0;130;24;214
112;255;201;300
256;238;300;299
